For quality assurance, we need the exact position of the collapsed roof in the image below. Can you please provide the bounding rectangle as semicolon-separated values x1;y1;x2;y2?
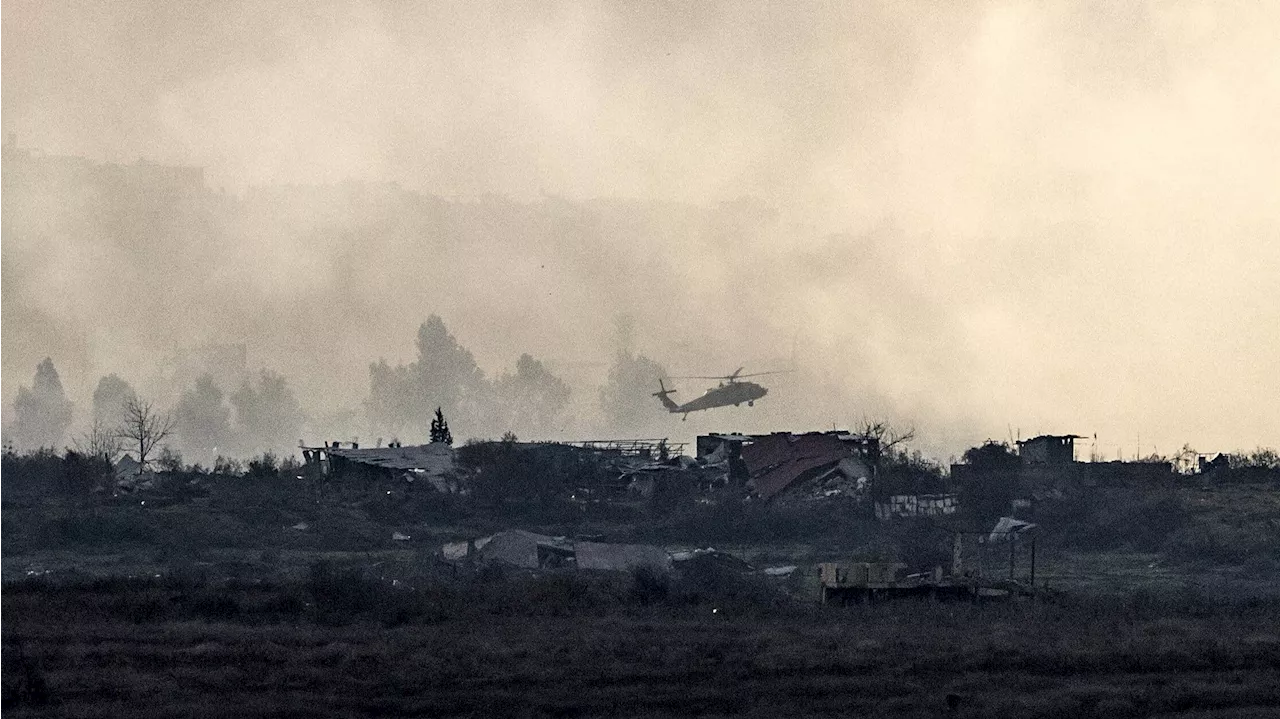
303;443;457;490
741;432;873;502
324;443;455;473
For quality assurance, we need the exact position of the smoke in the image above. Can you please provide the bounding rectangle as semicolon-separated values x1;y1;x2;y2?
3;1;1278;457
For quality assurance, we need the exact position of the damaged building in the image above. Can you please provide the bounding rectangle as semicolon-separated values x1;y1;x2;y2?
301;441;459;492
697;431;880;503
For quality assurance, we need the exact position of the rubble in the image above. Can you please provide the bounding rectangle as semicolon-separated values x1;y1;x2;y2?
740;432;877;502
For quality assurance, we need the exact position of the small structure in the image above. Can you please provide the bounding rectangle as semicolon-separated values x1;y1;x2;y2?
1198;453;1231;474
820;518;1042;605
696;434;752;463
481;530;575;569
1017;435;1081;466
954;433;1176;514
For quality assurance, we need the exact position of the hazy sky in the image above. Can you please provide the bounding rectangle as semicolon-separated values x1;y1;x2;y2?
3;1;1278;457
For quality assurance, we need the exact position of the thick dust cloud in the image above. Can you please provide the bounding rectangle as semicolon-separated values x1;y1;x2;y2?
3;1;1277;459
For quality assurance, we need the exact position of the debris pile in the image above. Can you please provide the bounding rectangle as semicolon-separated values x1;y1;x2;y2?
740;432;878;503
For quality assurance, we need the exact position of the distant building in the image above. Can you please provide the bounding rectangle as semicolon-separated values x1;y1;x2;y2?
1016;435;1081;466
953;432;1175;516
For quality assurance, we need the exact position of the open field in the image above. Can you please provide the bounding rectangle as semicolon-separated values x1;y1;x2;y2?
7;575;1280;718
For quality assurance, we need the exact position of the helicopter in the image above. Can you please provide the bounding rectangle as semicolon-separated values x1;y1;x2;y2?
652;367;791;420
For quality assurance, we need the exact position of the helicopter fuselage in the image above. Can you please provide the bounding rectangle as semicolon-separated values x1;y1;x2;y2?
669;381;767;416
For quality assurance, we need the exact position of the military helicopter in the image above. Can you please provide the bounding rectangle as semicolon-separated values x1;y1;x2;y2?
652;367;791;420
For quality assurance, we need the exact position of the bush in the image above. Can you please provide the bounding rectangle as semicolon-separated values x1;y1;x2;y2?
1;448;112;499
246;452;280;479
670;559;787;611
630;565;670;606
636;499;877;547
304;561;434;626
307;561;379;620
40;510;159;548
1052;487;1188;552
1163;522;1279;565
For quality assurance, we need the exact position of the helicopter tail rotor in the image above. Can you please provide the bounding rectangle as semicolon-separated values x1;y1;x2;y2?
652;379;680;412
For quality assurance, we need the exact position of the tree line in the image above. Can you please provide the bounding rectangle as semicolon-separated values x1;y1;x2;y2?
365;314;667;443
4;359;304;469
4;314;675;464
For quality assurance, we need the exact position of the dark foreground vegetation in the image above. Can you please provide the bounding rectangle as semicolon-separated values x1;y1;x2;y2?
7;572;1280;718
6;449;1280;716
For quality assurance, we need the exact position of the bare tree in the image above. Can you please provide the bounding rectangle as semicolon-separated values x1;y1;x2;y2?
118;396;175;473
74;417;124;464
855;418;916;453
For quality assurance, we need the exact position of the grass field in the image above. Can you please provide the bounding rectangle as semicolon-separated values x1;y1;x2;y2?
7;574;1280;718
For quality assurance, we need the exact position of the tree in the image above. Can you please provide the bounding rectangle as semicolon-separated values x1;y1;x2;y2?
231;369;303;455
74;417;124;464
1229;447;1280;470
957;440;1021;520
11;358;74;450
853;419;916;456
92;374;137;426
961;440;1020;471
118;396;175;473
492;353;571;439
174;375;232;462
430;407;453;445
413;315;487;430
599;349;668;435
367;359;417;440
367;315;488;441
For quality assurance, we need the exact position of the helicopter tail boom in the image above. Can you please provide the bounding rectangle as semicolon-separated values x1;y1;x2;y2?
652;379;680;412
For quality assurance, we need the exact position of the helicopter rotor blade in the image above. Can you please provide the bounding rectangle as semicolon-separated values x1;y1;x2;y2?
670;368;796;381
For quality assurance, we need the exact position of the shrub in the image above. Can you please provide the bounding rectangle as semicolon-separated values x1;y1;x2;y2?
1053;487;1188;552
246;452;280;479
630;565;670;606
304;561;428;626
40;510;159;548
1163;522;1279;565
